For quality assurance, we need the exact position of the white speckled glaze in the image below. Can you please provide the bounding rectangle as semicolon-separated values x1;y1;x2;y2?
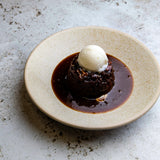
24;26;160;130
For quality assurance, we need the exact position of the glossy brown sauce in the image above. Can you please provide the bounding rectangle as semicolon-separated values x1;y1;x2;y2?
51;53;133;113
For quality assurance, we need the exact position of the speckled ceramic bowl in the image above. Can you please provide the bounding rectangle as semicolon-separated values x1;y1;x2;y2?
24;26;160;130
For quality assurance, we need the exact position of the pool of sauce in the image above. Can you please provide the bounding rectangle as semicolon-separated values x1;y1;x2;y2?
51;53;133;113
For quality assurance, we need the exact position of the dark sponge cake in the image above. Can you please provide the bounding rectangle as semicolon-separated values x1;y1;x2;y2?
67;54;115;98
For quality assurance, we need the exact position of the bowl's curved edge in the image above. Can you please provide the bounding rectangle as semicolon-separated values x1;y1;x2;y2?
24;26;160;130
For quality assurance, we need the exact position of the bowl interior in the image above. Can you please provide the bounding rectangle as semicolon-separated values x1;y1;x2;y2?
25;27;160;129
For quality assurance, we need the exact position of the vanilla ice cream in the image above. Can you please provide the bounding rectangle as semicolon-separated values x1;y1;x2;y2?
77;45;108;72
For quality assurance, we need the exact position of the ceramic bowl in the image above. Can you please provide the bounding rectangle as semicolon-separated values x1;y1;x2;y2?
24;26;160;130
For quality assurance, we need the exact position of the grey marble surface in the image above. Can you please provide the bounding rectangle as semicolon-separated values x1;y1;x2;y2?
0;0;160;160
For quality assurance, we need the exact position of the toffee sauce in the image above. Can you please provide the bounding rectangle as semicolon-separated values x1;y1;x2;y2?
51;53;133;113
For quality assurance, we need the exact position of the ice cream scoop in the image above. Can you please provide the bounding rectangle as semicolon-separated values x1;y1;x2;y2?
77;45;108;72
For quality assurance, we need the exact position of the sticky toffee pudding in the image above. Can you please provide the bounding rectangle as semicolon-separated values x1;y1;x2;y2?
51;46;133;113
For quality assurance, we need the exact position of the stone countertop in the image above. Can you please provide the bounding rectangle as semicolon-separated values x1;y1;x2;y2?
0;0;160;160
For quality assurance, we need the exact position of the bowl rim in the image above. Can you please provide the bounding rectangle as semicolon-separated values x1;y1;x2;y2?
24;26;160;130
